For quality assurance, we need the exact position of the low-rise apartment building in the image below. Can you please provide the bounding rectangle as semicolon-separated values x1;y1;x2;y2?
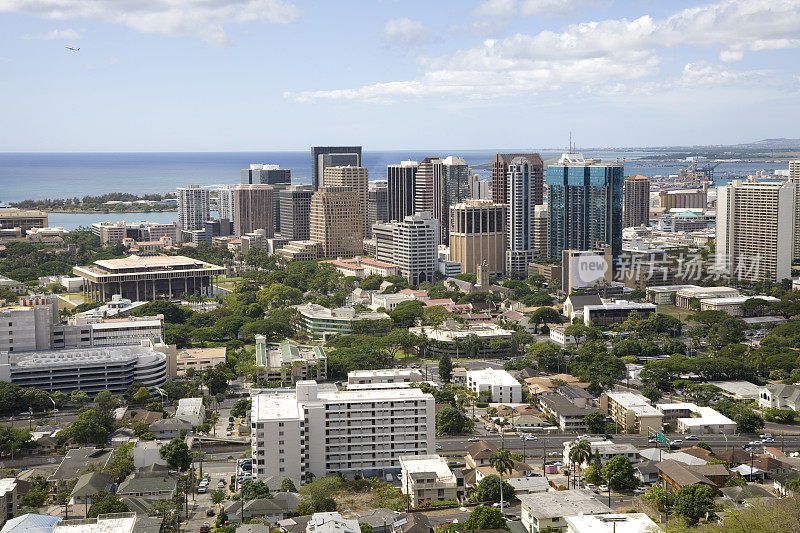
175;397;205;427
538;393;595;432
255;337;327;384
519;490;611;533
657;402;736;434
174;346;226;376
600;391;663;434
561;438;639;468
466;368;522;403
250;381;435;486
347;369;423;387
295;304;390;338
400;454;463;506
0;479;17;528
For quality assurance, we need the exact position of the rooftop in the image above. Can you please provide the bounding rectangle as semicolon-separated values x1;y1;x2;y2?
398;455;455;483
563;513;659;533
605;391;663;417
49;447;113;481
466;368;520;387
518;489;612;519
675;286;739;297
10;345;163;369
657;402;734;427
77;254;224;275
54;514;136;533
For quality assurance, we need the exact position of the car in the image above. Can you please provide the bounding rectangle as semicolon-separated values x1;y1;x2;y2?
524;435;537;441
604;434;613;440
598;485;609;492
435;444;442;450
764;437;775;443
206;509;215;517
749;440;763;446
585;483;595;491
686;435;698;440
200;526;209;533
217;481;225;488
197;486;207;494
648;437;657;443
576;435;590;440
492;501;510;508
468;437;480;442
633;488;647;495
226;430;232;436
229;416;234;422
504;515;520;521
760;433;773;439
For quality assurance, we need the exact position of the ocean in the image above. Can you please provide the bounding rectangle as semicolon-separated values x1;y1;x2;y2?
0;150;790;230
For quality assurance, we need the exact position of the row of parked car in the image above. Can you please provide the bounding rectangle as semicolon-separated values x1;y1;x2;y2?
198;472;226;494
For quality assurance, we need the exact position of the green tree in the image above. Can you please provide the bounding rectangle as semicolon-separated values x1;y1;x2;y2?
359;524;373;533
389;300;425;328
210;489;226;505
569;440;592;489
240;480;272;500
530;307;562;332
489;448;514;511
600;455;637;491
104;443;135;483
472;475;515;504
281;478;297;492
644;485;674;513
439;353;453;383
231;398;251;418
87;492;129;518
65;410;109;446
70;390;90;405
463;505;508;531
583;411;607;434
159;437;192;471
435;407;473;435
673;484;715;524
641;384;662;404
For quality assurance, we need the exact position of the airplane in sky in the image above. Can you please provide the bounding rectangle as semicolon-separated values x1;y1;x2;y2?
65;46;80;51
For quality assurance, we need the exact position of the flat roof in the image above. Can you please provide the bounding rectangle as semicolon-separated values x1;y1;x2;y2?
466;368;521;387
563;513;658;533
518;489;611;519
605;391;663;417
701;296;778;305
657;403;735;427
348;369;422;378
398;454;455;482
54;515;136;533
708;381;763;399
675;286;738;297
11;345;161;369
506;476;550;492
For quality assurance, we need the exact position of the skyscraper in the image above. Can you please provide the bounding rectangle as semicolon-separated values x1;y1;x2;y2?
449;199;506;275
311;146;362;191
387;161;418;222
177;184;210;231
367;180;389;239
533;204;549;258
309;187;362;258
440;156;472;244
505;157;539;273
492;153;544;206
623;174;651;228
323;165;369;239
233;184;274;237
790;160;800;180
546;153;624;259
279;185;313;241
391;212;438;285
217;185;236;224
716;178;794;282
241;164;291;185
414;157;442;220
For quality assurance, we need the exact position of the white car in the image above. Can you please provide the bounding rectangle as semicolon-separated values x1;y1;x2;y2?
764;437;775;443
492;501;510;508
435;444;443;450
598;485;609;492
760;433;773;439
468;437;480;442
749;440;763;446
685;435;698;440
633;488;647;495
524;435;538;441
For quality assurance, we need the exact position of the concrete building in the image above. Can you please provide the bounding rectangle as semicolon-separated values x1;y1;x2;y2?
448;200;506;276
217;185;236;224
311;147;362;191
366;181;389;239
533;204;549;258
175;397;205;427
0;479;17;529
561;438;639;468
674;286;739;309
320;257;399;279
52;513;139;533
400;454;463;506
390;212;438;285
0;209;47;232
410;321;514;359
600;391;663;434
759;383;800;411
323;166;369;240
658;188;707;210
561;248;613;294
177;185;210;231
547;154;624;259
347;369;424;387
564;513;658;533
309;187;362;258
74;254;225;301
791;160;800;180
716;178;795;282
699;295;778;315
519;490;611;533
0;342;168;396
255;337;327;383
657;402;736;434
491;153;544;206
413;158;443;226
439;156;472;244
623;175;650;228
250;381;435;485
466;368;522;403
537;394;597;432
387;161;418;223
233;184;274;237
279;185;313;241
583;300;657;326
506;156;540;273
92;221;179;245
278;240;322;262
174;346;227;376
242;164;291;185
295;304;390;338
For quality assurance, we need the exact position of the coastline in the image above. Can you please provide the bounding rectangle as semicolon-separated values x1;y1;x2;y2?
40;208;178;214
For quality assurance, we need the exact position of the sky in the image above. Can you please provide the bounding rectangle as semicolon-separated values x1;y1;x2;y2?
0;0;799;152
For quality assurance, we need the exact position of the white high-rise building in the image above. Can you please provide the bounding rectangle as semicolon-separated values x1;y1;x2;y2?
506;157;538;273
177;185;210;231
789;160;800;180
716;178;795;282
217;186;236;224
392;212;438;285
250;381;434;486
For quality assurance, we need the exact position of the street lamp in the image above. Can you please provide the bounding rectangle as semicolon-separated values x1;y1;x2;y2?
49;397;57;426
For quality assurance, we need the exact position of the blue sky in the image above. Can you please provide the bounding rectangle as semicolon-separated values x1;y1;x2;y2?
1;0;799;151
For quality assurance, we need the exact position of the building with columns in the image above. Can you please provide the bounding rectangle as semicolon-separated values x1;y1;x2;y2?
73;254;226;301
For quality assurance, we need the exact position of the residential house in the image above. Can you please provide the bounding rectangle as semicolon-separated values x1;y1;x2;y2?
149;418;193;439
48;448;113;482
656;459;730;494
69;472;113;507
538;393;597;432
116;475;177;499
759;384;800;411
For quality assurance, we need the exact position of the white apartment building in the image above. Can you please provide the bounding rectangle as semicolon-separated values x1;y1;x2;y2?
400;454;462;506
600;391;664;434
657;402;736;434
466;368;522;403
347;369;424;387
716;178;795;282
175;397;205;427
564;513;658;533
374;213;438;285
520;490;611;533
561;438;639;468
177;184;211;231
217;185;236;223
250;381;435;486
0;478;17;528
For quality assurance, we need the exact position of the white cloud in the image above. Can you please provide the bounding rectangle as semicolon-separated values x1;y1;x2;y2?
286;0;800;103
0;0;298;46
719;49;743;62
380;18;433;47
473;0;591;18
677;61;764;87
23;28;81;40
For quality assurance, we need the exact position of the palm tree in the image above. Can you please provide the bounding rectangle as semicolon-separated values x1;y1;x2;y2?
568;439;592;490
489;448;514;514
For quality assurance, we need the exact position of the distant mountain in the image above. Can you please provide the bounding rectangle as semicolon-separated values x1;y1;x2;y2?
737;138;800;148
